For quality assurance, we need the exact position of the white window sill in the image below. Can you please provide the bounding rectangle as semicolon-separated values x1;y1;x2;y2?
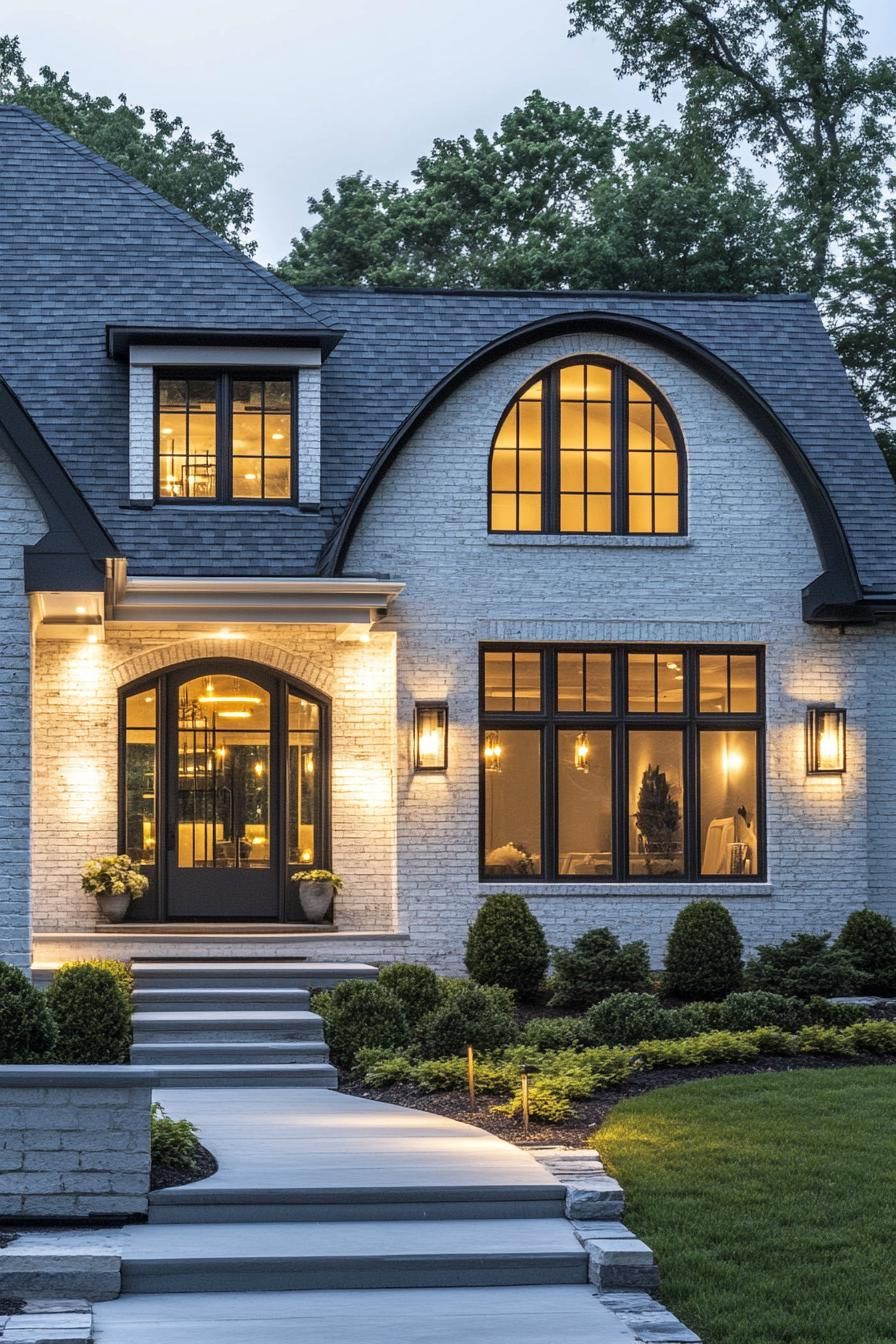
486;534;691;549
479;882;773;898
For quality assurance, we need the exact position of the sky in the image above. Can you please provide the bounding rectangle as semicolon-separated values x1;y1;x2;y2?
5;0;896;264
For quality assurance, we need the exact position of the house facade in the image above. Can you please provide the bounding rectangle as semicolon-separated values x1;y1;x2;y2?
2;105;896;975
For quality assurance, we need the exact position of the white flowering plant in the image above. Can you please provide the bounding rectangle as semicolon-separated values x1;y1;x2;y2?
291;868;343;888
81;854;149;902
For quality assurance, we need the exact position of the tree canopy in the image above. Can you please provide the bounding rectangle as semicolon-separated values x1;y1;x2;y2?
276;91;795;293
0;35;254;252
568;0;896;441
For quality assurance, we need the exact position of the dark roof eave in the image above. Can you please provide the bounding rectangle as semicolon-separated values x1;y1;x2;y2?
106;325;344;361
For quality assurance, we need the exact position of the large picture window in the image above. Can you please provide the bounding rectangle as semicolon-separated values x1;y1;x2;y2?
489;358;685;536
157;371;295;503
481;645;763;883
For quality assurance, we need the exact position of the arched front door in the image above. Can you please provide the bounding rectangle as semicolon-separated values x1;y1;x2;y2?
121;660;327;921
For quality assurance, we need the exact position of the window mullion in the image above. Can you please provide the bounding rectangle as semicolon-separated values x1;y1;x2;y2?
613;364;627;535
219;372;230;503
544;368;558;533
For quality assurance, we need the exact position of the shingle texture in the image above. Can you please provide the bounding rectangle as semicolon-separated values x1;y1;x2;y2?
2;104;895;588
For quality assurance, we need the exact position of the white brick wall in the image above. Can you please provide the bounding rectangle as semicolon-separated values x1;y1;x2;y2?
128;363;154;502
297;367;321;505
346;331;878;969
0;447;47;968
31;627;397;935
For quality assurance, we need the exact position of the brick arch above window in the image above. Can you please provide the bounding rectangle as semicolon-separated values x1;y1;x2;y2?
488;356;686;537
109;637;335;697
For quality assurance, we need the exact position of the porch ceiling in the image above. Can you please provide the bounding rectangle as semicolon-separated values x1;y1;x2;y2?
32;566;404;638
107;574;404;628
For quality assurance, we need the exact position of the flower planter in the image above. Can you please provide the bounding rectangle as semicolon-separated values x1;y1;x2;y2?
96;891;131;924
295;879;335;923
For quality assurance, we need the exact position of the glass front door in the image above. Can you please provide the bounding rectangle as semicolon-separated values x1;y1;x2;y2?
121;660;327;921
167;670;279;919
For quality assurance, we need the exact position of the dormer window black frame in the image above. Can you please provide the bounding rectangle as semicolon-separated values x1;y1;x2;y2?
154;369;297;505
488;357;686;536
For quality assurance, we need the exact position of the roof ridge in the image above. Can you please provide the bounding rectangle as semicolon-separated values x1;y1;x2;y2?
0;104;336;333
300;284;813;303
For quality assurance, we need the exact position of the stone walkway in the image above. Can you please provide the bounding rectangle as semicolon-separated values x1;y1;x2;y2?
89;1086;647;1342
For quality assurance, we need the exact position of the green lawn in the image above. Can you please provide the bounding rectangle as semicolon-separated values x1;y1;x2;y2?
593;1067;896;1344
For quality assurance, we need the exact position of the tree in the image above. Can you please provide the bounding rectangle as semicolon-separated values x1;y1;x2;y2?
567;0;896;438
0;35;254;252
277;90;794;292
568;0;896;290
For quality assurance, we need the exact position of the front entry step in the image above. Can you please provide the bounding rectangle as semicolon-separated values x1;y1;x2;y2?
131;1041;329;1065
119;1219;587;1293
148;1183;568;1224
138;1062;338;1088
132;1011;324;1043
131;960;377;990
133;988;311;1012
129;959;342;1087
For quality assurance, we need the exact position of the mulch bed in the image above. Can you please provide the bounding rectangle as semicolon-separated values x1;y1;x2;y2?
341;1053;896;1147
150;1142;218;1191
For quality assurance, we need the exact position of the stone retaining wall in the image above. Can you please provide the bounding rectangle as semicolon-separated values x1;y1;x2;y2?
0;1066;156;1220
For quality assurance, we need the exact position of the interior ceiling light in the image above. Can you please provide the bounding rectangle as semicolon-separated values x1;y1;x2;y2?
198;695;262;706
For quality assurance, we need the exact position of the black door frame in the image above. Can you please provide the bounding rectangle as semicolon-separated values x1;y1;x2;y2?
118;657;331;922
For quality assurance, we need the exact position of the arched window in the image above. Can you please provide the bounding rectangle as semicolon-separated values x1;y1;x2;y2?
489;358;685;536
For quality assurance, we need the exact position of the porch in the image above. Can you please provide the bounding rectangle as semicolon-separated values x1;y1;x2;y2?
29;572;407;963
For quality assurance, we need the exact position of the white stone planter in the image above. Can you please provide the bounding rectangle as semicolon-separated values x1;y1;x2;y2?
295;879;335;923
95;891;131;923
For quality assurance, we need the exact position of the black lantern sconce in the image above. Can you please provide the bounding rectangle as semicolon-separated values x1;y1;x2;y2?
805;704;846;775
414;702;448;772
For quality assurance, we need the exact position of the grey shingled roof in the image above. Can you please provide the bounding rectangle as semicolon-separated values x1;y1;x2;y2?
1;104;894;590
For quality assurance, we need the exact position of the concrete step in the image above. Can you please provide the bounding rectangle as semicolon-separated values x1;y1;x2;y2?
140;1062;338;1088
131;1040;330;1065
132;988;311;1012
93;1285;641;1343
148;1183;567;1224
131;959;377;990
119;1219;587;1294
131;1010;325;1043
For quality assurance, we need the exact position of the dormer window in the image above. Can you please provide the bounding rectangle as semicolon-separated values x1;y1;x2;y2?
156;372;294;503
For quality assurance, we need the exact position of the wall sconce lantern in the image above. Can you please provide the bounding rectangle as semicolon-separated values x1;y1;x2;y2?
414;702;448;772
483;730;503;772
806;704;847;775
574;731;591;773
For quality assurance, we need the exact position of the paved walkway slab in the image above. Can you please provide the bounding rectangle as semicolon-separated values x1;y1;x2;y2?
150;1086;561;1193
93;1285;639;1342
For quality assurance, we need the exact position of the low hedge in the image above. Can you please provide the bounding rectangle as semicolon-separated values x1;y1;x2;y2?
356;1018;896;1122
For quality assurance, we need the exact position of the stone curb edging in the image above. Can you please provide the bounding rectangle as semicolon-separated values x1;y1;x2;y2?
0;1299;93;1343
530;1146;702;1344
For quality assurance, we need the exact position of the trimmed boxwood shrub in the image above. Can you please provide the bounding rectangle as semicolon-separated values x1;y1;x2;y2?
581;992;673;1046
836;910;896;995
315;980;410;1071
550;928;651;1007
716;990;806;1033
664;900;743;1001
46;963;131;1064
744;932;865;998
378;963;443;1019
0;961;56;1063
416;983;518;1058
519;1015;584;1051
465;893;549;997
59;958;133;998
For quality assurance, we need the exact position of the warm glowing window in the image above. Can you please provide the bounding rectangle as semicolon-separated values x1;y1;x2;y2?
481;644;763;882
488;359;683;536
157;372;295;503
